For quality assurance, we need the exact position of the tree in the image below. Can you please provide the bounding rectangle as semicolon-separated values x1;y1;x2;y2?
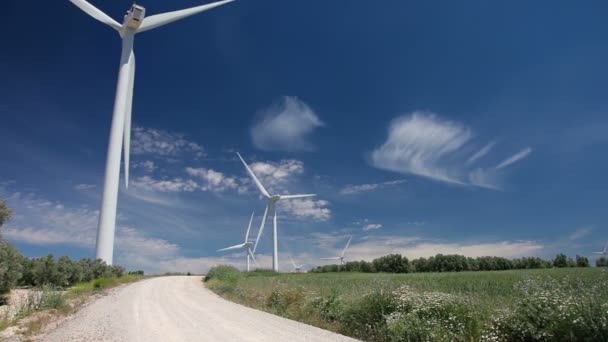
0;240;24;304
596;257;608;267
553;253;568;268
576;255;590;267
0;199;12;228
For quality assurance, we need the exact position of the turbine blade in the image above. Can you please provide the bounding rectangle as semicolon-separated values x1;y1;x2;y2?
247;248;257;263
244;211;254;243
289;256;297;268
278;194;316;200
321;257;341;260
253;204;269;253
604;240;608;253
123;52;135;189
218;243;246;252
69;0;121;31
137;0;235;33
342;236;352;257
236;152;271;198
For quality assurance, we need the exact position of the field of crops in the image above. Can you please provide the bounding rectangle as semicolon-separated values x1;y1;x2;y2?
205;267;608;341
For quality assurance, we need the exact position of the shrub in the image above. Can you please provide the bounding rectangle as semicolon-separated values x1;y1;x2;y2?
386;285;479;341
205;265;241;283
266;285;306;315
309;291;344;322
341;290;396;341
482;276;608;341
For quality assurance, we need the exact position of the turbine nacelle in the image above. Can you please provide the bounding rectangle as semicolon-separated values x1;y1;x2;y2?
124;4;146;30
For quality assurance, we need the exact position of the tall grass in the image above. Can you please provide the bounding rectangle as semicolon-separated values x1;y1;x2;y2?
205;267;608;341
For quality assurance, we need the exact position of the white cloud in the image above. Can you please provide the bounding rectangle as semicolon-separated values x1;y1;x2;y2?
186;167;240;193
279;198;331;221
74;183;96;191
371;112;471;185
496;147;533;170
467;142;495;165
371;112;532;189
131;126;205;157
340;179;406;195
130;176;198;193
134;160;156;172
244;159;305;194
362;223;382;231
251;96;324;151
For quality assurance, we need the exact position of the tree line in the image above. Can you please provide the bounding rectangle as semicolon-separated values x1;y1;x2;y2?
1;199;140;304
311;253;598;273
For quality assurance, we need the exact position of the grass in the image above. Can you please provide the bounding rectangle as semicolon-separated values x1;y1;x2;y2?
205;267;608;341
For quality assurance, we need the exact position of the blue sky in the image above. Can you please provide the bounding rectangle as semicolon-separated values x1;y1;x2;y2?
1;0;607;272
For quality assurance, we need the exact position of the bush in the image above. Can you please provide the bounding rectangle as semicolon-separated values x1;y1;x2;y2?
205;265;241;283
309;291;344;322
0;240;24;304
482;276;608;341
341;290;396;341
386;285;479;341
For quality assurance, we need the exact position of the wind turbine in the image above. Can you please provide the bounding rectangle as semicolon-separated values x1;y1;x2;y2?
237;152;316;272
593;241;608;257
289;256;306;273
68;0;235;265
218;212;258;272
321;236;352;265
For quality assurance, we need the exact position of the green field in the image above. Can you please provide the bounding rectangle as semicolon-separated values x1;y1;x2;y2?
205;267;608;341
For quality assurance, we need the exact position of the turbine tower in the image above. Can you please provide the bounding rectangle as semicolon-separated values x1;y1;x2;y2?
218;212;258;272
68;0;235;264
237;152;316;272
321;235;352;265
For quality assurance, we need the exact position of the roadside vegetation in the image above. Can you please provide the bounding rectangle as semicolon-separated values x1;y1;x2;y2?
205;265;608;341
0;198;144;335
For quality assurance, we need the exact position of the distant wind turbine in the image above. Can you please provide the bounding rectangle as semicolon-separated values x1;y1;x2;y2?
593;241;608;257
321;236;352;265
68;0;235;265
289;256;306;273
218;212;258;272
237;152;316;272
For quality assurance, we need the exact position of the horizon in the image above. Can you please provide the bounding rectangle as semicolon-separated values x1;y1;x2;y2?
1;0;607;273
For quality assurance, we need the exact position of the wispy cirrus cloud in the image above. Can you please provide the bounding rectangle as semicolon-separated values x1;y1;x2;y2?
569;226;594;241
496;147;533;170
371;112;532;189
362;223;382;231
251;96;324;152
466;141;495;165
132;126;205;158
74;183;96;191
340;179;406;195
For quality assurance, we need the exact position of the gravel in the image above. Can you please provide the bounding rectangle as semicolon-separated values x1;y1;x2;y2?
40;276;358;342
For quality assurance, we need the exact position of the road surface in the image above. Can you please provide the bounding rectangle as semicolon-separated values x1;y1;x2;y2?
41;276;358;342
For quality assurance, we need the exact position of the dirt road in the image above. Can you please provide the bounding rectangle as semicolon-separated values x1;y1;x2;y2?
41;276;357;342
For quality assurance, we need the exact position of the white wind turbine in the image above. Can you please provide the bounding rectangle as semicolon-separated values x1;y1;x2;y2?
593;241;608;257
237;152;316;272
218;212;258;272
69;0;235;264
289;256;306;273
321;236;352;265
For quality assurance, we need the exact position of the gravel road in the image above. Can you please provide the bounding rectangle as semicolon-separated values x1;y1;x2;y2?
41;276;358;342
